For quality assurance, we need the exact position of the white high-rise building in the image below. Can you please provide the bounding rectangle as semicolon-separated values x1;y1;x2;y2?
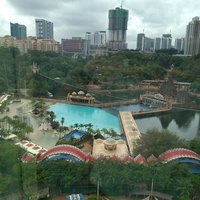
91;31;107;47
153;34;172;51
184;16;200;55
175;38;184;52
154;38;162;51
35;19;54;39
161;34;172;49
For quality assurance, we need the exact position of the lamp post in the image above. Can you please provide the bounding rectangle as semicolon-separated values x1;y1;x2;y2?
97;180;100;200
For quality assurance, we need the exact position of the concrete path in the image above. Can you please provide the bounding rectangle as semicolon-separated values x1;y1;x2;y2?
4;99;59;149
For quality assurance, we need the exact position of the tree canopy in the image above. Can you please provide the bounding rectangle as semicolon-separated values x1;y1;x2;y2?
133;128;188;158
1;47;200;98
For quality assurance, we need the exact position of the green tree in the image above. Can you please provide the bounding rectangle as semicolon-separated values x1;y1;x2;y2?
61;117;65;127
134;128;188;158
189;137;200;154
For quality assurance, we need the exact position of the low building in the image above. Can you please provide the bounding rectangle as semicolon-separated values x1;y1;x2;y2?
67;91;95;105
61;37;87;57
0;35;60;54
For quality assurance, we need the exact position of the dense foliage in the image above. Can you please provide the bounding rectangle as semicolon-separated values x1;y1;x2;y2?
1;139;200;199
133;128;188;158
1;47;200;98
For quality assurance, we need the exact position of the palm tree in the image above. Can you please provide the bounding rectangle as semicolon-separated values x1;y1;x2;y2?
74;123;79;130
79;123;84;132
61;117;65;127
101;128;109;138
86;123;93;133
49;111;56;123
59;117;65;137
109;128;118;139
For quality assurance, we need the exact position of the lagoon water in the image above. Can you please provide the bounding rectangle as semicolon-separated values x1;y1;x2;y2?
134;110;200;140
48;103;200;140
48;103;122;134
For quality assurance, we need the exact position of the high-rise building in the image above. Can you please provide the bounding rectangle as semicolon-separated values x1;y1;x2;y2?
85;31;108;57
175;38;184;52
161;34;172;49
35;19;54;39
92;31;107;47
184;16;200;55
143;37;154;52
136;33;145;51
86;31;107;47
107;7;129;50
154;37;162;51
10;22;27;40
153;34;172;51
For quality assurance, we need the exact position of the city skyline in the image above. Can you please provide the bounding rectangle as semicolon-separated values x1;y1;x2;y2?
0;0;200;49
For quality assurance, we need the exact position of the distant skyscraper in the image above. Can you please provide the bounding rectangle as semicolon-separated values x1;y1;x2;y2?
184;16;200;55
154;37;162;51
107;7;129;50
10;22;27;40
136;33;145;51
85;31;107;46
153;34;172;51
175;38;184;52
144;37;154;52
161;34;172;49
35;19;54;39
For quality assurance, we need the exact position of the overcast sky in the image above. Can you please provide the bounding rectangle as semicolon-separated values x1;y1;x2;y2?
0;0;199;49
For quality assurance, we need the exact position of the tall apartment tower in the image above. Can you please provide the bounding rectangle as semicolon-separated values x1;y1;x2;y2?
136;33;145;51
175;38;184;52
154;38;162;51
108;7;129;50
161;34;172;49
35;19;54;39
184;16;200;55
10;22;27;40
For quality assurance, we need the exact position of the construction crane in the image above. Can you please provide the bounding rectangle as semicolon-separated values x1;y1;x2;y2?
120;0;124;8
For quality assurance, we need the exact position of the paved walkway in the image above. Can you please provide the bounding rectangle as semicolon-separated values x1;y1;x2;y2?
4;99;59;149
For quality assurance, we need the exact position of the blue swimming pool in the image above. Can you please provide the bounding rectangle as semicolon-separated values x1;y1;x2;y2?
63;130;86;140
48;103;122;134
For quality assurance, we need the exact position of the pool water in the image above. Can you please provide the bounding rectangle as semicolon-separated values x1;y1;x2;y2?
48;103;122;134
63;130;86;140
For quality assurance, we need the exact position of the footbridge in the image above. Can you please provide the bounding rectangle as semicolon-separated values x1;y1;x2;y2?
132;108;172;118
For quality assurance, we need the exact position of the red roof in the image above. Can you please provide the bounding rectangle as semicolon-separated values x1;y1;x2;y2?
147;155;157;163
122;155;134;163
159;148;200;163
134;154;146;164
38;145;85;162
85;154;95;162
21;152;34;162
110;155;121;161
26;143;34;147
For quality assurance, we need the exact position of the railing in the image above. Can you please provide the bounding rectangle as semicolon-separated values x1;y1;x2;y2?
132;108;172;117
